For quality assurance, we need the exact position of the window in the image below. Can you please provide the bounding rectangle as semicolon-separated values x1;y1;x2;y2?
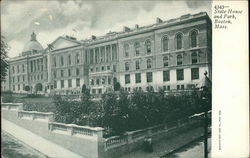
95;49;99;63
76;68;79;76
23;84;25;90
101;47;105;62
53;57;56;67
146;72;153;82
102;78;106;84
41;74;43;80
12;66;15;74
190;30;198;48
124;44;129;57
76;78;80;87
98;89;102;94
147;59;152;69
176;33;183;50
60;80;64;88
135;60;140;70
68;55;71;65
96;67;99;72
61;70;64;77
177;85;180;90
108;77;112;84
53;71;56;78
191;68;199;80
96;78;100;85
17;65;20;73
177;54;183;65
23;76;25;82
18;76;20;82
68;79;72;88
22;64;25;72
68;69;71;77
163;70;170;81
107;65;110;70
125;62;130;71
60;56;64;66
176;69;184;80
113;65;116;72
181;85;184;90
13;85;15;91
163;56;169;67
76;53;80;64
145;40;151;54
135;73;141;83
90;49;94;64
54;80;57;88
91;79;94;85
92;89;96;94
18;84;20;90
125;74;130;84
101;66;105;71
134;42;140;56
191;51;198;64
162;36;169;52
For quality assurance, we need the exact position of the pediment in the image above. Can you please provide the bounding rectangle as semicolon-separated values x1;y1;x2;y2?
48;37;81;51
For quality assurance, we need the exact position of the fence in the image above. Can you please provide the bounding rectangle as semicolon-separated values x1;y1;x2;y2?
17;110;54;122
1;103;24;110
48;122;104;140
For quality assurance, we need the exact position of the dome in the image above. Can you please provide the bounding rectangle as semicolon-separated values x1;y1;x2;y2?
22;32;44;52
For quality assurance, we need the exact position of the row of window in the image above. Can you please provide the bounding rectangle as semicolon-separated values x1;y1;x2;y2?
124;68;199;84
123;30;198;58
90;65;116;73
30;74;44;81
12;75;26;83
53;53;81;67
12;64;25;74
12;84;27;91
123;84;186;92
58;78;81;89
30;58;46;73
53;68;81;78
124;51;198;71
90;77;113;86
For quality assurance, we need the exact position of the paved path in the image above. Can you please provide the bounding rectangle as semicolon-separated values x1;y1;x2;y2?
2;118;83;158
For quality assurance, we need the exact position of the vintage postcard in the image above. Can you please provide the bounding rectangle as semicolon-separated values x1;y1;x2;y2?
1;1;249;158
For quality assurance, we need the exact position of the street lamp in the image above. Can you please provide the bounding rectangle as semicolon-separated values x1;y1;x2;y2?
198;71;212;158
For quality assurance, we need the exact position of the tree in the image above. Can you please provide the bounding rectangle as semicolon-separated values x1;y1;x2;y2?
1;36;9;81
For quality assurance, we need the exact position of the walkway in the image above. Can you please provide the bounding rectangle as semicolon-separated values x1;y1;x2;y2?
2;118;83;158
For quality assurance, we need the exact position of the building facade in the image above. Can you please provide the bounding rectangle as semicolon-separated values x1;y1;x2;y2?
1;12;212;95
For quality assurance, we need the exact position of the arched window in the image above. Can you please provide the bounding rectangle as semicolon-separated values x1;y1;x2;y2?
190;30;198;48
162;36;169;52
177;54;182;65
145;40;151;54
176;33;183;50
134;42;140;56
191;51;198;64
124;44;129;57
147;59;152;68
135;60;140;70
125;62;130;71
163;56;169;67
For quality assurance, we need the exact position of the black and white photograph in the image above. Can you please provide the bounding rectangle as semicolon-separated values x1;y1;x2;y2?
1;1;248;158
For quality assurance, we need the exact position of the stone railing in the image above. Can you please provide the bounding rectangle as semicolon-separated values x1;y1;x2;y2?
18;110;54;122
48;122;104;140
105;117;200;150
1;103;24;111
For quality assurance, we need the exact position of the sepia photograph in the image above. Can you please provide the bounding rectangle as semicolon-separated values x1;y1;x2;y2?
1;1;215;158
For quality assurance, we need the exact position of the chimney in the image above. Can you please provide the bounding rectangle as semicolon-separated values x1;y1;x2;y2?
156;17;163;24
91;35;96;40
123;26;130;32
135;24;139;30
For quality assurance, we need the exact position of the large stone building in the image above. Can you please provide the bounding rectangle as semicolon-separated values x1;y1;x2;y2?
1;12;212;95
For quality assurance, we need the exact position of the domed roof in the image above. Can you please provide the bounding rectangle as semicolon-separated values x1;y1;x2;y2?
22;32;44;52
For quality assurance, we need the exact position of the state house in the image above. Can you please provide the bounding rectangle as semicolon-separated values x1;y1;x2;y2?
1;12;212;95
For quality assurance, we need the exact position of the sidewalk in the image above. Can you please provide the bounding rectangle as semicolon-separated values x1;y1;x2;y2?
120;127;204;158
2;118;83;158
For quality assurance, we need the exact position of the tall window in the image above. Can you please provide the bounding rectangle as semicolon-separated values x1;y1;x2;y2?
68;55;71;65
96;78;100;85
147;59;152;69
163;70;170;81
60;56;64;66
22;64;25;72
124;44;129;57
68;69;71;76
191;51;198;64
190;30;198;48
90;50;94;64
101;47;105;62
53;71;56;78
145;40;151;54
125;62;130;71
17;65;20;73
12;66;15;74
135;60;140;70
134;42;140;56
176;33;183;50
176;69;184;80
61;70;64;77
162;36;169;52
163;56;169;67
54;80;57;88
113;65;116;72
191;68;199;80
125;74;130;84
177;54;183;65
53;57;56;67
135;73;141;83
146;72;153;83
60;80;64;88
76;53;80;64
68;79;72;88
76;78;80;87
76;68;80;76
95;49;99;63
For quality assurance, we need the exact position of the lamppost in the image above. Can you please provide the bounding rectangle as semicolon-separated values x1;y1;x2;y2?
198;71;212;158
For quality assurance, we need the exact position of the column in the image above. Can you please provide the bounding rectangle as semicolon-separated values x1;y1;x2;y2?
111;44;113;61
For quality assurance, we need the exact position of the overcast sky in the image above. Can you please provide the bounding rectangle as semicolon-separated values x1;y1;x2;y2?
1;0;211;58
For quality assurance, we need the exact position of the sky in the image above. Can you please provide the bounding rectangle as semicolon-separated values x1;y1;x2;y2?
1;0;211;58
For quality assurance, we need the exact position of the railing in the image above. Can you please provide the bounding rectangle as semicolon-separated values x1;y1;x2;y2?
1;103;24;111
48;122;104;139
105;135;127;149
18;110;54;122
